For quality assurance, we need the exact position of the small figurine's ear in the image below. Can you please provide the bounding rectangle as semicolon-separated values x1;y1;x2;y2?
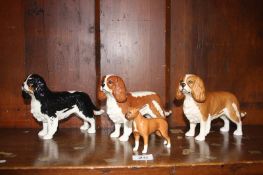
97;76;107;101
175;82;185;100
191;76;206;102
112;76;127;103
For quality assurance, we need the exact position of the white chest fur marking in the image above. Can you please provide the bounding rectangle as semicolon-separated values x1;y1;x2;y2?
133;121;138;132
30;97;46;122
183;95;202;123
106;94;126;123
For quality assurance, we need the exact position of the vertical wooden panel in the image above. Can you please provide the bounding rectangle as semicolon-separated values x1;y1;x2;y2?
0;0;28;127
171;0;263;126
25;0;97;128
100;0;166;127
189;0;263;125
170;0;194;127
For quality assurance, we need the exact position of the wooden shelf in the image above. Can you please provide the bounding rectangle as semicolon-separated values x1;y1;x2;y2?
0;126;263;175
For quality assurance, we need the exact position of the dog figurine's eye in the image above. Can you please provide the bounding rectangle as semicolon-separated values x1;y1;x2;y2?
188;80;193;84
108;80;113;84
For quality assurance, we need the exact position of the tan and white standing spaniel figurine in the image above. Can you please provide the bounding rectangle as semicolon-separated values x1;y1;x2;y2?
175;74;246;141
98;75;171;142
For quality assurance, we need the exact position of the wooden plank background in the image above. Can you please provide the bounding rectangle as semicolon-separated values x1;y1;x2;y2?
0;0;262;128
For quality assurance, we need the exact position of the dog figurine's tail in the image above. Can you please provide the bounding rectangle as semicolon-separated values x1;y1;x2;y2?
93;108;104;115
89;98;104;115
164;110;172;117
241;111;247;118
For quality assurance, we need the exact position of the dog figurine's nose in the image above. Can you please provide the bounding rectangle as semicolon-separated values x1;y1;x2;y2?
102;83;105;87
180;82;186;88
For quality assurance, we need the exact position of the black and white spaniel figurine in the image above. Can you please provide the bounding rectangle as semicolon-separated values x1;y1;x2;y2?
22;74;104;140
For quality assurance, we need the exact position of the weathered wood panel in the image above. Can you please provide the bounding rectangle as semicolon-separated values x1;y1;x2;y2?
171;0;263;126
99;0;166;127
0;0;29;127
24;0;97;128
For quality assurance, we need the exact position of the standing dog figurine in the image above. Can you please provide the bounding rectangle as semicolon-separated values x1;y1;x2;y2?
98;75;171;142
22;74;104;139
175;74;246;141
125;107;171;154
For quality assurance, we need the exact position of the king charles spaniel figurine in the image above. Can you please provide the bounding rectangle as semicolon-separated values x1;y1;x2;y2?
125;107;171;154
22;74;104;139
98;75;172;142
175;74;246;141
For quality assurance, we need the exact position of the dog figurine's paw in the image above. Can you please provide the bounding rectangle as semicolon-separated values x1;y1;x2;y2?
110;131;120;138
234;130;243;136
38;130;47;137
80;124;89;131
43;134;53;140
88;128;96;134
195;135;205;141
119;135;129;142
220;126;229;132
142;148;148;154
133;147;138;152
185;131;195;137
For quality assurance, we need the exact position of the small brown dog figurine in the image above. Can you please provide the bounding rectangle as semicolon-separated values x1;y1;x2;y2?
125;107;171;154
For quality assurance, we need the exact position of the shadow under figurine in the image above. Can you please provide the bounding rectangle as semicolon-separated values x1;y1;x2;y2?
21;74;104;139
125;106;171;154
175;74;246;141
98;74;172;142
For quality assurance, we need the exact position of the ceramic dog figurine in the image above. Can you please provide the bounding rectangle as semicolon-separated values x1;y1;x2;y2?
98;74;171;142
22;74;104;139
175;74;246;141
125;107;171;154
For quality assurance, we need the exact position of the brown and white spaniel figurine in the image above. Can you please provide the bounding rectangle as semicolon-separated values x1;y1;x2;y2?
98;75;171;142
175;74;246;141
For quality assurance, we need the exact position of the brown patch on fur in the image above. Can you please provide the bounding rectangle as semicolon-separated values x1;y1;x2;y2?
175;76;185;100
111;76;127;103
28;84;34;94
189;75;206;102
98;75;168;118
196;91;241;123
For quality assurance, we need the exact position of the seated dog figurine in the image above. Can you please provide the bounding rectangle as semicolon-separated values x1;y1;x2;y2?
22;74;104;139
125;107;171;154
175;74;246;141
98;74;172;142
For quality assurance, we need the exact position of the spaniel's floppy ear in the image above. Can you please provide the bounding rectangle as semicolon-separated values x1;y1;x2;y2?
191;76;206;102
175;82;185;100
97;76;107;101
112;76;127;103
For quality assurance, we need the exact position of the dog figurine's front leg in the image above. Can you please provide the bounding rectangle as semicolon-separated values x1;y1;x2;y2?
185;122;197;137
119;120;132;142
38;122;48;137
195;120;206;141
110;123;121;138
142;135;149;154
43;117;58;140
133;133;140;152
